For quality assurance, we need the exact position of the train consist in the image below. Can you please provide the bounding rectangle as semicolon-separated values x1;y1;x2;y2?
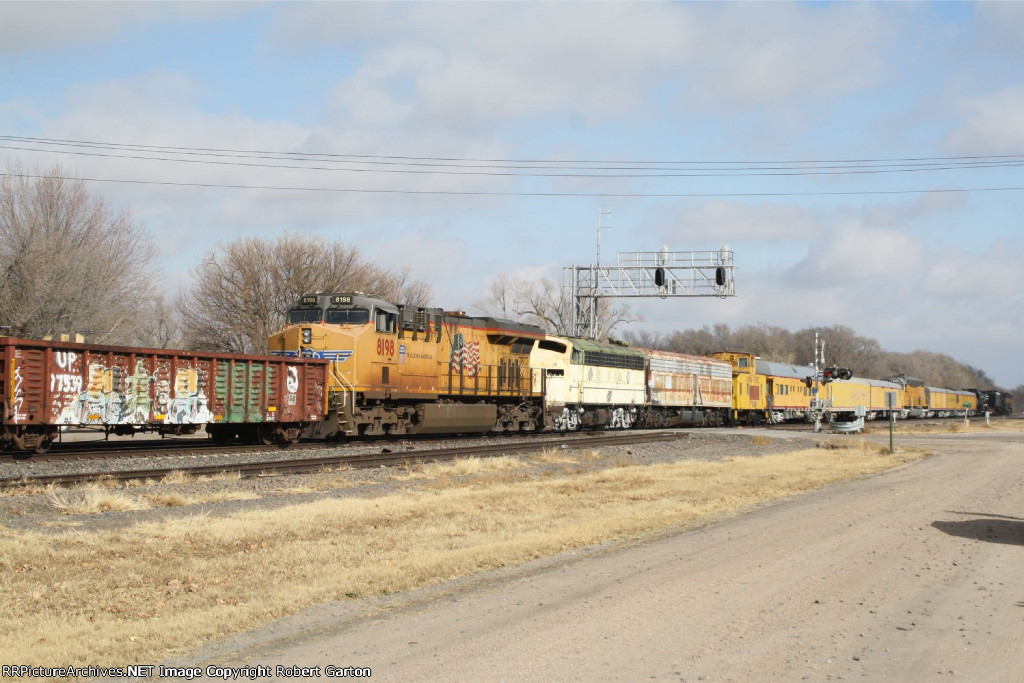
1;292;1014;453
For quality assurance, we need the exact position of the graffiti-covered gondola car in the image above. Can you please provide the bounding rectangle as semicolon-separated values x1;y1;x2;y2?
0;337;328;453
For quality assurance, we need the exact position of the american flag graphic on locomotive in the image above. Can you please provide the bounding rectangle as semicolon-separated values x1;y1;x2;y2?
449;333;481;377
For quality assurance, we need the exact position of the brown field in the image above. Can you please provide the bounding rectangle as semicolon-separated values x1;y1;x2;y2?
0;442;922;669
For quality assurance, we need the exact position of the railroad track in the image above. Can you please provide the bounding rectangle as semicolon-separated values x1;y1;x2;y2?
0;431;690;489
6;429;594;463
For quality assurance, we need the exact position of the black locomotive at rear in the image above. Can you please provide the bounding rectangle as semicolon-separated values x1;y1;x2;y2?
972;389;1014;416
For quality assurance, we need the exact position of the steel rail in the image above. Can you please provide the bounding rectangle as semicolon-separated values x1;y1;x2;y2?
7;430;587;463
0;431;689;489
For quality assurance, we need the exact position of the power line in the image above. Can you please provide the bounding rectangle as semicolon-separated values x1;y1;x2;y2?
3;171;1023;198
4;141;1024;179
4;134;1024;166
2;135;1024;178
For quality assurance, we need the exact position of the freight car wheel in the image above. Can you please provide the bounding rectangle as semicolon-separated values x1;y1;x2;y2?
257;425;277;446
34;438;52;455
208;426;236;446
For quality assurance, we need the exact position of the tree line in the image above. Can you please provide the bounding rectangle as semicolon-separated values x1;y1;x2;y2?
2;164;1019;407
620;323;998;392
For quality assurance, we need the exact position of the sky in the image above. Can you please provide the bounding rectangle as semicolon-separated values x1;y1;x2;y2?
1;1;1023;387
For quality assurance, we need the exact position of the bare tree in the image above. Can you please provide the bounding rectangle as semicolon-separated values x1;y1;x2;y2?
478;274;536;319
130;296;183;349
0;163;156;343
621;328;666;349
628;316;1003;389
1010;385;1024;414
661;323;731;355
477;273;638;338
795;325;881;373
177;234;432;353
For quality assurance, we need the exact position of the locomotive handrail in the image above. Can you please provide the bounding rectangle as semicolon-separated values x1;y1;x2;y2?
329;360;355;412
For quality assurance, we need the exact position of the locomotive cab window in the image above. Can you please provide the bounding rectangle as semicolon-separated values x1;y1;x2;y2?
288;308;322;324
375;310;397;334
325;307;370;325
537;339;567;354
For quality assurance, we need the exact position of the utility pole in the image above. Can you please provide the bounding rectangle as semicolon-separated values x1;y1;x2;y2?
596;208;612;272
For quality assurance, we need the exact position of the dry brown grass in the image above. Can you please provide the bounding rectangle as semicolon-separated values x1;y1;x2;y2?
203;470;243;482
46;485;260;513
391;455;526;482
531;446;579;464
3;444;922;668
47;486;152;514
144;491;260;508
162;470;192;485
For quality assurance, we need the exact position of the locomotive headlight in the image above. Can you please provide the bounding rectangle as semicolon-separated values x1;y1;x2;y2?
302;328;312;344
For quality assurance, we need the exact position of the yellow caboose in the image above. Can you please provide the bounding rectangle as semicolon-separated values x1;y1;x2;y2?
269;293;545;438
708;351;769;424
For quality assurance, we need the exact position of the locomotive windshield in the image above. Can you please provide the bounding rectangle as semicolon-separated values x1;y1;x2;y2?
325;308;370;325
288;308;322;324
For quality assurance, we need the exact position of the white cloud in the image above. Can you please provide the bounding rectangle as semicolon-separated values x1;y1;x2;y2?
277;1;898;131
0;3;240;54
786;223;924;288
860;192;969;229
0;68;507;235
920;240;1024;299
648;200;822;245
946;84;1024;152
681;3;895;108
975;3;1024;56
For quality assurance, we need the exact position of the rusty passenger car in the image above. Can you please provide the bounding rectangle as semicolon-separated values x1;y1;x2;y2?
640;348;733;426
1;337;328;453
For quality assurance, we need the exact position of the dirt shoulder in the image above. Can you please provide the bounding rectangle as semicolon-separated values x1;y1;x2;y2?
183;431;1024;682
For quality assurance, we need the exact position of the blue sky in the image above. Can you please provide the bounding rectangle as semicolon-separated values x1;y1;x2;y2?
2;1;1023;387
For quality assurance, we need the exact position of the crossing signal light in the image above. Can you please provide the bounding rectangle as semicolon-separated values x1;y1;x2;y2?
821;366;853;383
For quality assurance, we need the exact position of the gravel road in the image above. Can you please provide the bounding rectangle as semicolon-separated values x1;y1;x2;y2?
181;430;1024;682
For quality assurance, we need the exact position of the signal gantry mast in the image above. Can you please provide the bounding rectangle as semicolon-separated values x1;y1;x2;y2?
565;240;737;339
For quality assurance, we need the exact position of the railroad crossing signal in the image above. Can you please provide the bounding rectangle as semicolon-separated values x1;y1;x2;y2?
807;366;852;386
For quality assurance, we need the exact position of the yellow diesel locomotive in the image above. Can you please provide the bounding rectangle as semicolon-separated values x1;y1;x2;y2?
269;293;546;439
